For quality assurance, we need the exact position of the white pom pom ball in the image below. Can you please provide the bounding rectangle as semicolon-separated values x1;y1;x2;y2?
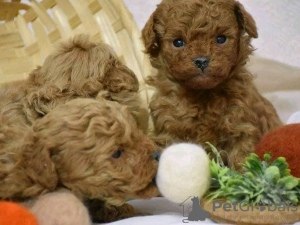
156;143;211;204
287;111;300;124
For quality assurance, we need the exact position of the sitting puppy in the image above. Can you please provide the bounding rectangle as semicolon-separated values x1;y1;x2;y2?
0;34;146;133
142;0;282;169
0;98;159;223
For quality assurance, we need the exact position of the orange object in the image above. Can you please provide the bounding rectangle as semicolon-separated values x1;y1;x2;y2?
255;124;300;177
0;202;38;225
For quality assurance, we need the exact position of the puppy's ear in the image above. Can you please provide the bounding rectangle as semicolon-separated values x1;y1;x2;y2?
104;63;139;93
28;66;43;85
22;131;58;191
142;13;160;57
234;2;258;38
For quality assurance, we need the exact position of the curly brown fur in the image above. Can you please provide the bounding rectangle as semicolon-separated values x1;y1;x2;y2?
142;0;282;170
0;98;159;222
0;35;144;133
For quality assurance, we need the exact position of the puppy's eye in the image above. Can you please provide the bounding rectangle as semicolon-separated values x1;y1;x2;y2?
216;35;227;44
112;149;123;159
173;39;185;48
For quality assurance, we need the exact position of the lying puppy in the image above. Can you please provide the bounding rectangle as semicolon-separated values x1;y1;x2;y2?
0;98;159;223
0;34;145;133
142;0;282;169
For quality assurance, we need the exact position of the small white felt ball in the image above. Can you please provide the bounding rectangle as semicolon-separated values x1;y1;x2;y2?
156;143;211;204
287;111;300;124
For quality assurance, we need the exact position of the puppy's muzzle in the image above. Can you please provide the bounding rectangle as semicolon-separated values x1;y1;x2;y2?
151;151;160;186
151;151;160;161
194;57;210;72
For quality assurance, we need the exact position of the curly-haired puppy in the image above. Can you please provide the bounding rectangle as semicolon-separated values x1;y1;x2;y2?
0;34;145;133
0;98;159;223
142;0;282;169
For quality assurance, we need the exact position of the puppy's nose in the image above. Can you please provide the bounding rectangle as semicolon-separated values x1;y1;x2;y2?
194;57;210;71
151;151;160;161
152;177;156;186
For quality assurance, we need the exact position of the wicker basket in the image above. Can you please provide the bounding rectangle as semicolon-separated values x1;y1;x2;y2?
0;0;154;132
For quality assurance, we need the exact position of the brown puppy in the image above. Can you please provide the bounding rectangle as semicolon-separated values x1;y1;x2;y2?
0;34;143;133
142;0;282;169
0;35;157;222
0;98;159;222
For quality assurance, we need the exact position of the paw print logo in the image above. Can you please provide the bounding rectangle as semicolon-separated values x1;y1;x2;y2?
255;201;267;212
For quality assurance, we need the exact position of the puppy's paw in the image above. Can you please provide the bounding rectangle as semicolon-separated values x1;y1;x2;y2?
90;202;149;223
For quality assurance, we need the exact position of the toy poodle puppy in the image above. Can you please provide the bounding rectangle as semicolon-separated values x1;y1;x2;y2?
0;98;159;223
0;34;146;133
142;0;282;170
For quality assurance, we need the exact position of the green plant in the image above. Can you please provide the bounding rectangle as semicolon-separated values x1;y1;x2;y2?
207;142;300;205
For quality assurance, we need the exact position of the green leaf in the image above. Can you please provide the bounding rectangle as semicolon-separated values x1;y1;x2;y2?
270;157;291;177
243;153;264;175
264;166;280;183
287;193;298;203
264;153;272;164
278;176;299;190
206;142;224;167
210;160;219;178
